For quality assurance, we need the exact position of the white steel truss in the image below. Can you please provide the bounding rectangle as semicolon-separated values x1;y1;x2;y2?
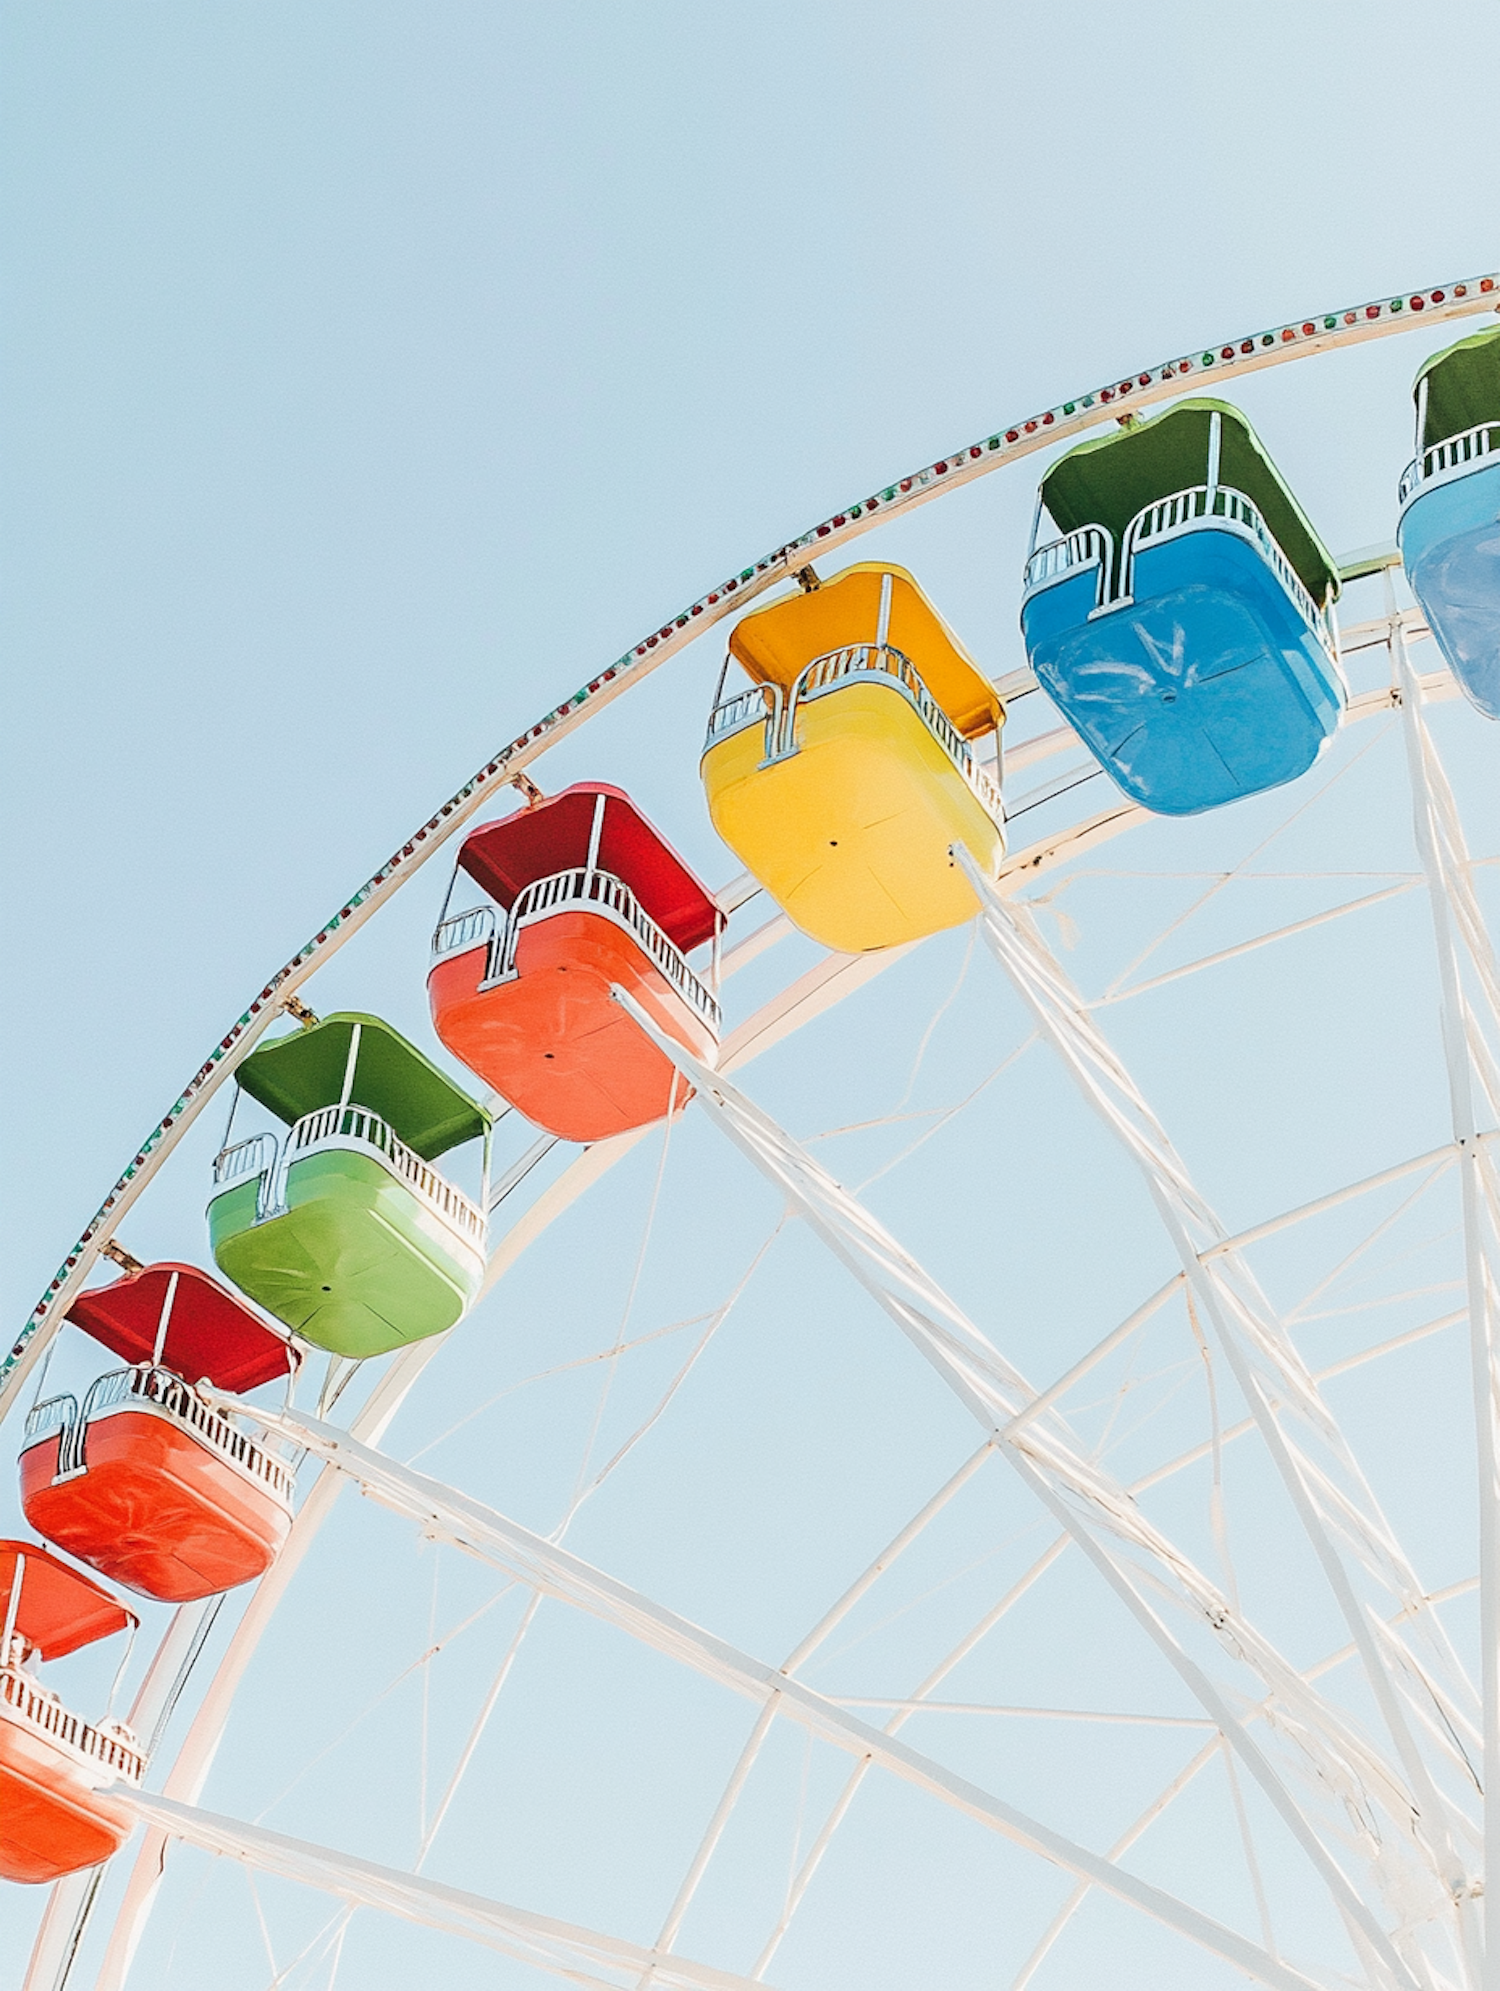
948;846;1485;1949
1393;619;1500;1991
111;1788;776;1991
216;1398;1331;1991
616;987;1480;1991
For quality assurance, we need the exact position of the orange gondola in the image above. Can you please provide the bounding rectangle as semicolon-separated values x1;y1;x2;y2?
19;1261;297;1604
0;1541;143;1883
428;783;722;1142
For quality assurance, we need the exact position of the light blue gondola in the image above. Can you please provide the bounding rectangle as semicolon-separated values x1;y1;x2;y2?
1397;324;1500;720
1020;399;1344;815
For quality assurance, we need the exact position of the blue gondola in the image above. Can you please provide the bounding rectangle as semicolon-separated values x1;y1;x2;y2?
1019;399;1345;815
1397;324;1500;720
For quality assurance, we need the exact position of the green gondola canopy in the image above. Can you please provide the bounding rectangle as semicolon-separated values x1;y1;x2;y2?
1039;398;1340;609
236;1013;490;1161
1414;325;1500;451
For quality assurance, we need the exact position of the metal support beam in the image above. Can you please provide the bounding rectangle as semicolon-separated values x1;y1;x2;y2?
112;1789;777;1991
953;846;1479;1984
611;988;1433;1991
225;1400;1330;1991
1394;619;1500;1991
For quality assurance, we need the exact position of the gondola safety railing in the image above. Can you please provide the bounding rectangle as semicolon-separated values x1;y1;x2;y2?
214;1111;486;1249
432;869;721;1034
0;1663;144;1784
1399;420;1499;505
704;642;1004;825
1029;486;1336;657
24;1365;297;1503
1022;524;1115;603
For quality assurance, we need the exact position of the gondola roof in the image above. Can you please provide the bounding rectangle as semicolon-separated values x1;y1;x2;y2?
67;1262;295;1392
1414;324;1500;451
727;564;1001;742
237;1014;489;1161
1040;399;1340;608
457;784;721;953
0;1541;135;1658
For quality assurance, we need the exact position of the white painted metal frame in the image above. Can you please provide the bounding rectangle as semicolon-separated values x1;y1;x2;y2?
207;1401;1330;1991
13;275;1499;1989
616;988;1443;1991
114;1789;775;1991
951;852;1483;1956
1393;611;1500;1991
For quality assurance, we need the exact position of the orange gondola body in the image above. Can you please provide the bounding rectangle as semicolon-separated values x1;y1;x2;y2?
0;1541;143;1883
19;1264;297;1605
428;784;722;1142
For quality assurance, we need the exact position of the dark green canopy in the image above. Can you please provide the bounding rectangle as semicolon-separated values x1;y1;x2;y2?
1040;399;1340;609
1414;325;1500;450
238;1013;489;1160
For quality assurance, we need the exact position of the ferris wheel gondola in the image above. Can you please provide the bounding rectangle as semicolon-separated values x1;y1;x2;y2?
0;1543;142;1886
1019;399;1345;814
701;562;1006;952
1398;322;1500;719
428;782;723;1141
209;1013;491;1359
18;1261;296;1604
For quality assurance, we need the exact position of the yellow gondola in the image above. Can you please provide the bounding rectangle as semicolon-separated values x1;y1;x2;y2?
701;564;1005;953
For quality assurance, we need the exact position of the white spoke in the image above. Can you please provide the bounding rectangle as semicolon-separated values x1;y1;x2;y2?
612;988;1434;1991
1395;613;1500;1991
114;1791;777;1991
956;852;1480;1936
647;1442;1003;1970
234;1402;1331;1991
1011;1739;1222;1990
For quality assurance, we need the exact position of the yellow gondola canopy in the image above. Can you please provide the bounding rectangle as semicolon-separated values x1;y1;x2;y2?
727;563;1002;742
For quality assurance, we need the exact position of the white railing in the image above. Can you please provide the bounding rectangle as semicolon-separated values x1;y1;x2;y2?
1023;524;1114;603
286;1104;487;1251
704;680;781;746
213;1131;279;1190
24;1394;77;1449
0;1665;144;1784
1400;420;1499;505
793;644;1004;822
73;1364;297;1503
432;904;497;961
495;869;721;1032
1122;483;1337;654
704;644;1001;826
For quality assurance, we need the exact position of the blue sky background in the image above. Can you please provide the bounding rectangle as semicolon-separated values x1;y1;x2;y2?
2;4;1498;1987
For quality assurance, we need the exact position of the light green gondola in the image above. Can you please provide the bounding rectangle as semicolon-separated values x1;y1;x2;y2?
209;1013;491;1359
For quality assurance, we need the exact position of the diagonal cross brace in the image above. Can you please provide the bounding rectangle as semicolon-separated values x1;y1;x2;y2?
951;844;1481;1943
228;1399;1334;1991
611;988;1439;1991
113;1788;776;1991
1394;624;1500;1991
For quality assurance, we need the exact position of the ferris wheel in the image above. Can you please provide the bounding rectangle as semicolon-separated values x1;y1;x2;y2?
3;270;1499;1991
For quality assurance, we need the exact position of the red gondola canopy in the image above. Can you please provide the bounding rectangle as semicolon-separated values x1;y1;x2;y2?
0;1541;135;1657
456;785;721;953
67;1264;295;1393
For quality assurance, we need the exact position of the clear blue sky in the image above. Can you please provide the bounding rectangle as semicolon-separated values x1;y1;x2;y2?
2;4;1497;1987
